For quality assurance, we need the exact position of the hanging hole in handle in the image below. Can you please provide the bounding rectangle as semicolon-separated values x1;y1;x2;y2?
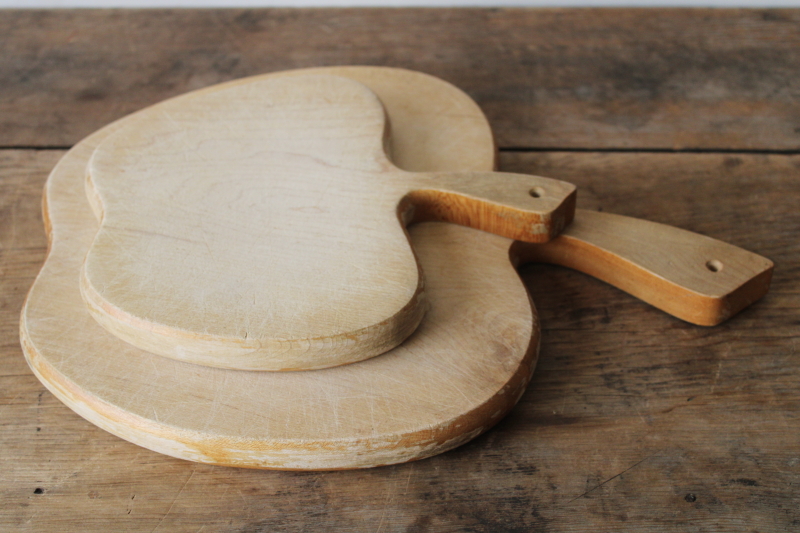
529;187;545;199
706;260;723;273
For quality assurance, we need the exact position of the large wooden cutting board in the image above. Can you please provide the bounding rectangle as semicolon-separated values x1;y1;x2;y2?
21;67;539;469
20;67;772;470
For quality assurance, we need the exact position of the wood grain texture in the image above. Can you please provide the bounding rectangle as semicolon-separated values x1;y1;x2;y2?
4;148;799;530
17;66;740;474
20;66;774;470
1;9;799;150
19;67;548;469
3;7;800;532
24;144;538;468
518;209;773;326
79;71;573;370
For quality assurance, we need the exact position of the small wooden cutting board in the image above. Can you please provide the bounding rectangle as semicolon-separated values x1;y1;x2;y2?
81;73;575;371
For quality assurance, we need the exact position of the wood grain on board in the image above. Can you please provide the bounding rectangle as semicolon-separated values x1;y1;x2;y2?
519;209;773;327
79;71;573;371
21;113;539;469
1;9;799;150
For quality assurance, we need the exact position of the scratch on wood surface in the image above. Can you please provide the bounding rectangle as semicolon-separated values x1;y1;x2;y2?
151;465;196;532
40;448;109;492
374;488;395;533
236;486;253;521
633;402;650;425
373;468;418;532
0;393;24;410
23;508;41;526
565;453;656;505
8;199;19;250
710;360;724;394
403;463;415;495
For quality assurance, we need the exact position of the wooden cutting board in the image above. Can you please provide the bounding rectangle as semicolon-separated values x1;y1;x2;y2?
81;73;575;371
21;67;772;470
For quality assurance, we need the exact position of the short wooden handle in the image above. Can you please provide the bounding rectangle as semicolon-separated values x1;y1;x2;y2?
402;171;577;243
511;209;774;326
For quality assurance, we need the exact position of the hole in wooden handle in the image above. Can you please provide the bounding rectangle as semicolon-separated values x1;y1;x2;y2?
529;187;545;198
706;259;723;273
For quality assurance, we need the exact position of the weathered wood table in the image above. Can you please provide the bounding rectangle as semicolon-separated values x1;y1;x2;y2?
2;8;799;532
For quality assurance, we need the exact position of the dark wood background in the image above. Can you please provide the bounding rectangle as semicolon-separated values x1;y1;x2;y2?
1;8;798;532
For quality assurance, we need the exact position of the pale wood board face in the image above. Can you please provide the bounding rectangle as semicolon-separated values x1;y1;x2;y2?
21;67;538;469
79;70;575;371
83;74;423;371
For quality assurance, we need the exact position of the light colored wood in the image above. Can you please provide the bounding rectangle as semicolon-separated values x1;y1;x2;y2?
517;209;774;326
20;66;773;471
21;67;540;469
23;134;538;470
81;73;575;371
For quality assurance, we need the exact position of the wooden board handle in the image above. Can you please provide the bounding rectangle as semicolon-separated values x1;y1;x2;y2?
403;170;577;243
511;209;774;326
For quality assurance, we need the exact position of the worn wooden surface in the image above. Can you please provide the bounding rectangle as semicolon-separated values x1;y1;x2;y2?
1;9;799;151
2;8;800;532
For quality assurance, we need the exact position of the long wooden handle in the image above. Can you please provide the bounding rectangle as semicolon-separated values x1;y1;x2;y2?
511;209;774;326
402;170;577;243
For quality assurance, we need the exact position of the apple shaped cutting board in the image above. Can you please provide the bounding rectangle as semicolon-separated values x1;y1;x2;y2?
21;67;772;470
81;73;575;371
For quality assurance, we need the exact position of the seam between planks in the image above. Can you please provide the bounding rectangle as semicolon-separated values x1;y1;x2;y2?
2;146;798;155
500;147;800;155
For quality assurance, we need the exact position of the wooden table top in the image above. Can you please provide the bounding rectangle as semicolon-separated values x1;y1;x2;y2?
2;8;798;532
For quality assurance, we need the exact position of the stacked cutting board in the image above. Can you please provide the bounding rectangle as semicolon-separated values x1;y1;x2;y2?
19;67;773;470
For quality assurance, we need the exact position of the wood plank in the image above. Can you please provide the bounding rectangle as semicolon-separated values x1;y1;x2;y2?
1;9;799;150
0;150;55;378
2;149;798;530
